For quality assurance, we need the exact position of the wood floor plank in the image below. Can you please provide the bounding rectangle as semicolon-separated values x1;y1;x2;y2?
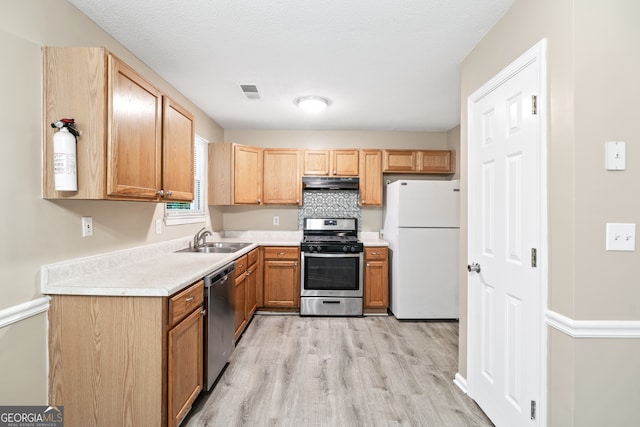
184;315;493;427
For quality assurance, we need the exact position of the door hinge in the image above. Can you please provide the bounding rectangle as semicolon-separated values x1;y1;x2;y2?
531;400;537;420
531;248;537;268
532;95;538;115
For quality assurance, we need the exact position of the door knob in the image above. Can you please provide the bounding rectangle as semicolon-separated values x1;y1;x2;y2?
467;263;481;273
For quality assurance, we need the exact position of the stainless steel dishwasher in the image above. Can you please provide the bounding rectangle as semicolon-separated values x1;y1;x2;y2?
203;261;236;391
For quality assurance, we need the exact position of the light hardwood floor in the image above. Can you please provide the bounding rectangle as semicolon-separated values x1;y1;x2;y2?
184;315;493;426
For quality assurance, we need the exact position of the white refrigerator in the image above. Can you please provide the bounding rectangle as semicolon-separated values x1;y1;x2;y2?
383;179;460;319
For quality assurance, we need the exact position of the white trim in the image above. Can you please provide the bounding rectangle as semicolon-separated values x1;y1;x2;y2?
0;297;51;329
546;310;640;338
453;373;468;394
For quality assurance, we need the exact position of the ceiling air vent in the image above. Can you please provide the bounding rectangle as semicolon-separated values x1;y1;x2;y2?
240;84;261;100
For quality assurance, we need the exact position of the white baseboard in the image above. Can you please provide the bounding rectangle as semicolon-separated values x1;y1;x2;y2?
453;373;468;394
0;297;50;329
546;310;640;338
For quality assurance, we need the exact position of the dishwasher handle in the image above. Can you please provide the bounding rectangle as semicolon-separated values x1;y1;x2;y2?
204;262;236;288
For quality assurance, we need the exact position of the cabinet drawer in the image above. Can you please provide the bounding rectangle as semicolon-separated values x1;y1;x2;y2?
263;247;299;260
247;248;259;266
235;254;248;275
364;247;388;260
169;280;203;327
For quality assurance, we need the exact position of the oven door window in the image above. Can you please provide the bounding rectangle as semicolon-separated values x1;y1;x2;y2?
303;254;361;291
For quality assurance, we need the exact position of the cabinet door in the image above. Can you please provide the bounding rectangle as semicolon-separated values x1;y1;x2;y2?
168;308;203;427
107;55;163;199
263;149;301;205
359;150;382;206
331;149;359;176
418;150;453;173
383;150;418;172
246;263;258;318
233;145;263;204
263;260;299;308
364;248;388;310
234;272;247;338
364;260;389;309
303;150;330;175
162;96;194;201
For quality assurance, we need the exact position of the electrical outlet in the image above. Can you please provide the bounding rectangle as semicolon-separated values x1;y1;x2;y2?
155;219;162;234
82;216;93;237
273;216;280;226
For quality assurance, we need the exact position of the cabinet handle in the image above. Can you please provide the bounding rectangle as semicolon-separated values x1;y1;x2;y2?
156;190;164;197
362;200;366;204
186;296;194;302
165;190;172;197
278;252;285;256
294;262;298;266
367;263;370;267
333;170;337;175
257;198;261;203
246;270;251;276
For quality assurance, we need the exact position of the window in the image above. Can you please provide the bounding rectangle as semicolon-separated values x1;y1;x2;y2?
165;135;208;225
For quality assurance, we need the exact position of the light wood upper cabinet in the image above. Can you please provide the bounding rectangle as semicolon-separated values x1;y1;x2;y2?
332;149;360;176
302;150;330;175
263;149;301;205
382;149;454;174
303;149;359;176
106;56;163;199
162;97;195;201
43;47;195;201
233;145;263;204
359;149;383;206
208;143;262;205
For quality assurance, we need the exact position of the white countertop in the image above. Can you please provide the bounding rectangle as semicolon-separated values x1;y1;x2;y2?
41;231;388;297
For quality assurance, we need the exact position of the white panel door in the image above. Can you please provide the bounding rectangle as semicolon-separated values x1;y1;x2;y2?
467;42;545;427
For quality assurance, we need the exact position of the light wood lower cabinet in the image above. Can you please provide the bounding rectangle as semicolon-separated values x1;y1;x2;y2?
262;247;300;309
233;248;260;341
364;247;389;313
234;254;248;339
48;281;204;427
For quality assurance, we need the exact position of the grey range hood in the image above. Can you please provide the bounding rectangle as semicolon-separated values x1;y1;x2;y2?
302;176;359;191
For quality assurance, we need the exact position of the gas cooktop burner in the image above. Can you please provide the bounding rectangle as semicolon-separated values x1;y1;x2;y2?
301;218;362;253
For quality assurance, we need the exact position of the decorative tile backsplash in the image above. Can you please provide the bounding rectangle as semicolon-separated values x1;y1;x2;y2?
298;190;361;229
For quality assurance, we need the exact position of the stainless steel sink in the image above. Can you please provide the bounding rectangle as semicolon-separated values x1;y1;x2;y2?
176;242;252;254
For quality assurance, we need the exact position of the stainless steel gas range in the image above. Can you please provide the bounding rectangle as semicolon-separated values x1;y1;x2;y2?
300;218;364;316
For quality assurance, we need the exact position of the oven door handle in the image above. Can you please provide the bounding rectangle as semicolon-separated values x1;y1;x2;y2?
301;252;362;258
322;300;341;304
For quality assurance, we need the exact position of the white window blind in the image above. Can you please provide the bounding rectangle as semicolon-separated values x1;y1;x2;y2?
165;135;207;225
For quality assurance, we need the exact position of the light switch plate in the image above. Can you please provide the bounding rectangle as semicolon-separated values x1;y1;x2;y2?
605;141;625;170
606;223;635;251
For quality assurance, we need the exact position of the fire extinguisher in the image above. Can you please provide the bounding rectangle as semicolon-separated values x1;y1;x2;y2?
51;118;80;191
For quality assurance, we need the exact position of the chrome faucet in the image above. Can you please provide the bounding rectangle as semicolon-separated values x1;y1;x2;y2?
193;227;213;249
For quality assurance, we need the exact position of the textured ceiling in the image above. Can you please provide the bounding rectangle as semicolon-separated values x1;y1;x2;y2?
69;0;514;131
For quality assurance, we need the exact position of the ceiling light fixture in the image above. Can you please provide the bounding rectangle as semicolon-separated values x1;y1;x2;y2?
297;96;328;113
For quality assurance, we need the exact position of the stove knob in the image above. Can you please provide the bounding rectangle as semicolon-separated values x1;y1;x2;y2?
343;246;348;253
350;246;357;253
311;246;317;253
317;246;322;252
